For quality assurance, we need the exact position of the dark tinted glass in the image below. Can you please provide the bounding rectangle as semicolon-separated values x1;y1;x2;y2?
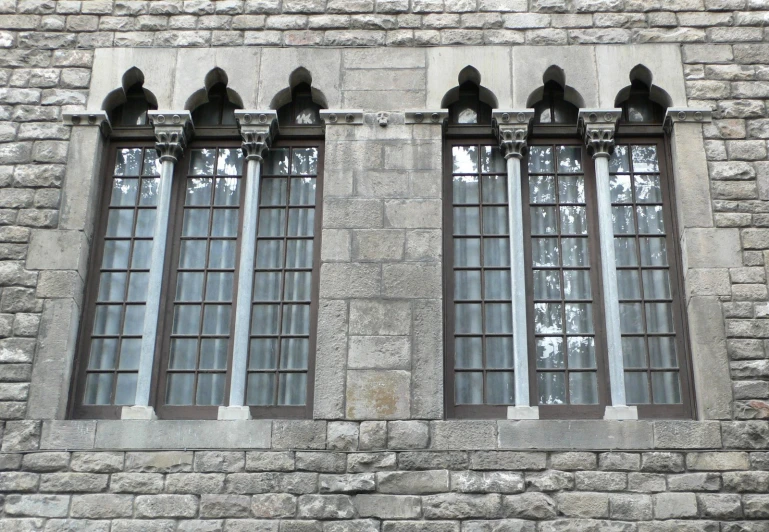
277;83;322;126
192;83;240;127
533;81;578;125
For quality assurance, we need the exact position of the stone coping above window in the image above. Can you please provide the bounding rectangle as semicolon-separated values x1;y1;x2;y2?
34;419;764;452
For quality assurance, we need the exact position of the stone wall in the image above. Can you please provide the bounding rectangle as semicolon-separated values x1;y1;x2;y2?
1;0;769;529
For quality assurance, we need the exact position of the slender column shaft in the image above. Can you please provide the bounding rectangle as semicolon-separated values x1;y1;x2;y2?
506;154;530;406
593;154;627;407
228;157;263;407
135;156;176;407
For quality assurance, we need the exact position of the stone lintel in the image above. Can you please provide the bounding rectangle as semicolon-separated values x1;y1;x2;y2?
121;406;158;420
604;405;639;420
218;406;252;420
404;109;448;125
62;111;111;137
320;109;364;125
507;406;540;420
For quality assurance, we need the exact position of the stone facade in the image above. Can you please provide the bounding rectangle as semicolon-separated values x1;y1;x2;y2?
1;0;769;529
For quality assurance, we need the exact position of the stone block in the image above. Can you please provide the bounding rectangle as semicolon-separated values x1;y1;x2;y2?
21;453;69;473
314;300;348;419
498;421;654;450
610;493;652;520
70;494;134;518
549;452;597;470
272;421;327;450
575;471;627;491
452;471;525;494
743;495;769;519
296;452;346;473
431;421;497;450
354;169;410;198
598;452;640;471
422;493;502;519
348;336;411;370
398;451;469;471
2;421;40;452
321;229;351;262
194;451;246;473
69;452;123;473
358;421;387;450
351;229;405;262
470;452;546;471
668;473;721;492
347;452;396;473
323;198;383;229
297;494;355;519
685;268;731;297
653;492;698;519
320;263;381;298
501;492;557;519
354;494;421;519
165;473;225;494
654;421;722;449
327;422;359;451
110;473;165;494
405;229;441;261
95;421;271;449
384;199;442;228
557;492;609;518
135;494;199;518
40;421;96;450
722;421;769;449
5;494;69;518
251;493;297;518
687;452;750;470
319;473;376;494
641;452;685;473
125;451;193;473
377;470;449;494
411;298;443;419
382;262;441;298
349;299;411;336
346;370;410;419
388;421;429;449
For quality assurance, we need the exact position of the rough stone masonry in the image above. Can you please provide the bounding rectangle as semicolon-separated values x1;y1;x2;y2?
1;0;769;530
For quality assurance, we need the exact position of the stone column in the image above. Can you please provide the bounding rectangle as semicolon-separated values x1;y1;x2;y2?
123;111;192;420
219;111;277;421
579;109;638;421
494;111;539;420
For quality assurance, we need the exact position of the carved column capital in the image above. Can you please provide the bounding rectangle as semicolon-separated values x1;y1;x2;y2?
148;111;193;163
578;109;621;159
235;110;278;161
493;110;534;159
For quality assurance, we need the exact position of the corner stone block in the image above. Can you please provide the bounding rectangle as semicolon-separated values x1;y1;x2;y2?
349;299;411;336
313;300;348;420
346;370;411;420
411;298;443;420
684;228;741;268
59;125;105;238
653;421;722;449
26;230;89;276
669;121;714;230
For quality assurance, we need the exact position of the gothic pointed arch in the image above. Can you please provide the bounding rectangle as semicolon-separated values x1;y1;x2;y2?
103;67;158;127
187;68;244;127
526;67;583;126
441;67;498;126
615;65;671;124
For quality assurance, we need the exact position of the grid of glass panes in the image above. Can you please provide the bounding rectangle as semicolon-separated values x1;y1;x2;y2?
246;146;318;406
452;145;515;406
528;145;599;406
83;147;159;405
165;148;244;406
610;144;682;405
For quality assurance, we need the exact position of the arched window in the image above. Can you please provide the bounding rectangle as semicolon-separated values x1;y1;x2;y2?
191;82;240;127
277;82;322;126
448;81;493;126
108;82;156;127
533;80;579;125
618;79;666;124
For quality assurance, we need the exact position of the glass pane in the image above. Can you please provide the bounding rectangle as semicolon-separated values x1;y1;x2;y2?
286;240;313;269
115;148;142;176
534;303;562;334
649;337;678;368
284;271;312;301
250;338;278;369
217;148;243;176
172;305;201;335
561;238;589;267
529;175;556;204
483;207;508;235
635;174;662;203
562;270;591;300
484;270;511;300
118;339;141;370
485;303;512;334
530;207;557;235
88;338;119;370
139;178;159;206
614;238;637;267
453;146;478;174
288;208;314;237
482;175;507;204
98;272;126;302
486;372;514;404
643;270;671;300
134;210;156;238
455;270;481;300
486;337;513;369
142;149;160;176
610;145;630;173
453;175;479;204
560;206;587;235
196;373;225;406
114;373;137;405
646;303;673;333
282;304;310;335
256;240;284;269
166;373;195;405
640;237;668;267
126;272;149;302
264;148;289;175
454;239;480;268
247;373;275;406
617;270;641;300
280;338;309;370
455;303;482;334
209;240;236;269
528;146;553;174
631;145;659;173
254;272;281;301
278;373;307;405
84;373;113;405
169;339;198;369
214;178;240;206
110;178;138;207
564;303;593;334
538;372;565;405
251;305;279;335
182;209;210;237
179;240;206;269
567;337;596;368
122;305;144;335
610;174;633;203
536;337;564;369
625;372;649;404
559;175;585;204
557;146;582;174
186;178;213;206
619;303;644;334
103;240;130;270
176;272;204;302
93;305;122;335
455;337;482;369
106;210;134;238
651;372;681;404
569;373;598;404
483;238;509;267
212;209;238;238
258;209;286;237
533;270;561;300
261;178;288;206
202;305;231;335
612;206;635;234
290;178;316;206
481;146;506;173
454;207;480;235
190;149;215;176
622;337;647;368
206;272;233;302
637;206;665;235
292;148;318;175
455;372;483;404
